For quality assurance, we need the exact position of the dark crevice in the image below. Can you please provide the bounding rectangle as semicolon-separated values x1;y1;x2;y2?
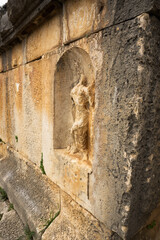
26;55;42;64
0;55;42;73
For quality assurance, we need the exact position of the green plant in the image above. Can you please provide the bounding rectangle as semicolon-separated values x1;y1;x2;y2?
24;225;35;240
0;138;5;144
0;213;3;221
8;203;14;211
40;210;60;234
0;187;8;201
16;225;35;240
15;136;18;142
44;211;60;228
147;220;156;229
40;153;46;175
16;237;24;240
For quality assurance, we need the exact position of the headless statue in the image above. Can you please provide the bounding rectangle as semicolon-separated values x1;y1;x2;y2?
68;74;94;159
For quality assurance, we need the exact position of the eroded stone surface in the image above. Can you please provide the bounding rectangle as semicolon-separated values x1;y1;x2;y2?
67;74;94;160
42;191;113;240
0;190;25;240
0;210;25;240
0;150;60;239
95;13;160;239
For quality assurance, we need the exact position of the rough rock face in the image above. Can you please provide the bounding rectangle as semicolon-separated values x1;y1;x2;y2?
0;5;12;39
7;0;42;25
0;12;12;36
0;188;25;240
100;13;160;238
0;211;25;240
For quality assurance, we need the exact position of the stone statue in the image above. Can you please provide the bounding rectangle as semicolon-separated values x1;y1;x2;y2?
67;74;94;159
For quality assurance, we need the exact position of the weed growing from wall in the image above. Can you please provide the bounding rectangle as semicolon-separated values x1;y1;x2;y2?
15;136;18;142
17;225;35;240
147;220;156;229
0;138;5;144
0;187;8;201
40;153;46;175
40;210;60;234
8;203;14;211
24;225;35;240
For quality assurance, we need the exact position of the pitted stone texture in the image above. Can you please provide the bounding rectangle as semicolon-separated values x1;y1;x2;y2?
0;210;24;240
134;203;160;240
0;150;60;239
7;0;42;25
62;0;160;43
0;0;160;51
110;0;160;24
42;191;113;240
91;13;160;239
0;201;8;215
0;12;12;37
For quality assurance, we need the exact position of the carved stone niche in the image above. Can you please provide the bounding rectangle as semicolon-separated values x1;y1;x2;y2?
54;47;95;163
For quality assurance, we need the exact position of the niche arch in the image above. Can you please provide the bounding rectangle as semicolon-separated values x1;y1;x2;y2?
54;47;95;159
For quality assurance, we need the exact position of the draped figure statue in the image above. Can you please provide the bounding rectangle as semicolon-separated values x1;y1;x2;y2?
67;74;94;159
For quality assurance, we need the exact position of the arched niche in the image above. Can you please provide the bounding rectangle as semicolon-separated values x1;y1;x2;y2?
54;47;95;159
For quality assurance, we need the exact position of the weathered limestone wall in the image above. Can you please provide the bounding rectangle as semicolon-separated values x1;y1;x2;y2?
0;0;160;239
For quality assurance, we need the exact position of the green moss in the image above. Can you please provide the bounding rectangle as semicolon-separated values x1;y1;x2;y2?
147;220;156;229
24;225;35;240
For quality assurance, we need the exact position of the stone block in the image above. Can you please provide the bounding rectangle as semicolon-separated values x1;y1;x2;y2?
26;12;61;62
63;0;160;43
4;60;43;165
19;60;42;164
11;42;23;68
90;13;160;239
0;150;60;239
0;42;23;72
42;191;113;240
53;150;92;208
63;0;98;42
0;210;24;240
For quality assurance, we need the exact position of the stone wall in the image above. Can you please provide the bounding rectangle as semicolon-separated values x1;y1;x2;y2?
0;0;160;239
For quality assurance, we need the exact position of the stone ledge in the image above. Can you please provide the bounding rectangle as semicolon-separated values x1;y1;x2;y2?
0;149;60;239
42;190;120;240
0;0;62;52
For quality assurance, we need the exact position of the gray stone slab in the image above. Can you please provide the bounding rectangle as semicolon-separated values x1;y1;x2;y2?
0;210;24;240
0;150;60;239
